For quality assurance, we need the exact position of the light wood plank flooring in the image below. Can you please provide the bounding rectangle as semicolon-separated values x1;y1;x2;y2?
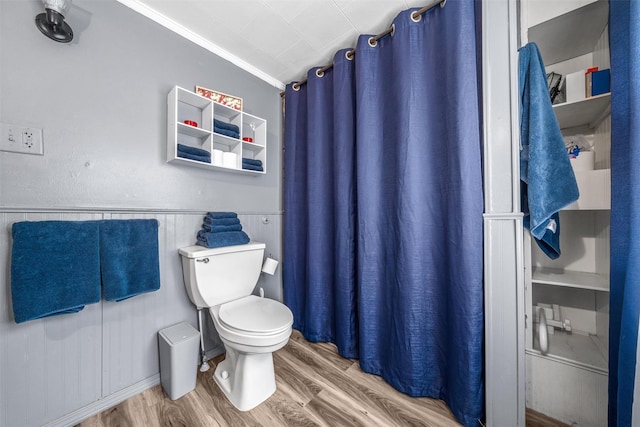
78;330;461;426
78;329;567;427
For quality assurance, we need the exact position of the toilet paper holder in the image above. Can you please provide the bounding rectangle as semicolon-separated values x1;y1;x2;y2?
261;257;278;275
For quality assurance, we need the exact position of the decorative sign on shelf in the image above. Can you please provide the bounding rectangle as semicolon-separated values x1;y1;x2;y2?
195;86;243;111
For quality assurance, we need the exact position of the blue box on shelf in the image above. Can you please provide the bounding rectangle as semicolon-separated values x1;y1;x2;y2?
591;69;610;96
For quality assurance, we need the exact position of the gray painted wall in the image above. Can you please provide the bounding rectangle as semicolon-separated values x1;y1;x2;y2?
0;1;283;425
0;0;282;212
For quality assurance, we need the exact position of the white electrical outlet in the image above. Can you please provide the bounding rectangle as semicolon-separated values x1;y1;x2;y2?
0;123;44;155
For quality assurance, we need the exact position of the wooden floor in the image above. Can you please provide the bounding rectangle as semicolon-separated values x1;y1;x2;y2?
78;329;567;427
79;330;461;426
525;409;571;427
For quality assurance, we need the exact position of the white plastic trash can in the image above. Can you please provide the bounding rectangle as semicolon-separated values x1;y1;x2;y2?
158;322;200;400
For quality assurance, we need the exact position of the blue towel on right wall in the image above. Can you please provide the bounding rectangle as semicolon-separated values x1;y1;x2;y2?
519;43;579;259
99;219;161;301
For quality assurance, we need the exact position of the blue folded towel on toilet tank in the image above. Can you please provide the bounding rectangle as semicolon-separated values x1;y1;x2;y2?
519;43;579;259
202;223;243;233
197;230;250;248
203;217;240;227
206;212;238;219
10;221;102;323
99;219;161;301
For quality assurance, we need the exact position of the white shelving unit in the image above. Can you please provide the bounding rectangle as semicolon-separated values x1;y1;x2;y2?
523;1;610;425
532;267;608;292
167;86;267;175
553;93;610;129
563;168;610;210
527;0;608;66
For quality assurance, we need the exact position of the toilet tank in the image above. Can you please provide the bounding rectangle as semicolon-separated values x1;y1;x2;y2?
179;242;265;309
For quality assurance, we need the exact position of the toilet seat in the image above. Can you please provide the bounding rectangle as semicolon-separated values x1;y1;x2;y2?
209;296;293;349
218;295;293;334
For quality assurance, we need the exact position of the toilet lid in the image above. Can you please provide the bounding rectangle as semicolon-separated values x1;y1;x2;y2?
218;295;293;334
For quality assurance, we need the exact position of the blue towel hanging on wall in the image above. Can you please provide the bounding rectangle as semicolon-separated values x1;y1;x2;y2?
10;219;162;323
10;221;102;323
99;219;161;301
519;42;579;259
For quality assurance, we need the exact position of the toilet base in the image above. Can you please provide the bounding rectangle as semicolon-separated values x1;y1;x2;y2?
213;346;277;411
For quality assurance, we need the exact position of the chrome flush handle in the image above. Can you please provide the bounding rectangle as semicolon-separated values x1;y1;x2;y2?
196;258;210;263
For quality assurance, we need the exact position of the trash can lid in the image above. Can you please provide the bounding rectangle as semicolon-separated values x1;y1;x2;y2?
159;322;199;345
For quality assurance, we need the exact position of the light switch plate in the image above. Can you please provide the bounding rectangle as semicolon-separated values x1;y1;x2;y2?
0;123;44;155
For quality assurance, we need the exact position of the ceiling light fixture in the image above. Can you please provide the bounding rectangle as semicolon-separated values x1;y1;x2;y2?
35;0;74;43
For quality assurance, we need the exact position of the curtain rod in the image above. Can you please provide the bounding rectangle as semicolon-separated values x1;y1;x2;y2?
282;0;446;95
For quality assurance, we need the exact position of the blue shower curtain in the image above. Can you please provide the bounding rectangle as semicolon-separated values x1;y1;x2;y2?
609;1;640;426
283;1;483;425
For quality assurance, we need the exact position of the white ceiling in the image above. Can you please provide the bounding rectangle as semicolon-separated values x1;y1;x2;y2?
119;0;429;89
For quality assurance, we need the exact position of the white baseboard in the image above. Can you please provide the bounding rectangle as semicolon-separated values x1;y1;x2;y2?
43;374;160;427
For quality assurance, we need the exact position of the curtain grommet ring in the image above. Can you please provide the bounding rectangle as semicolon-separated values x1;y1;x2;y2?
390;23;396;37
345;50;354;61
411;11;422;22
316;69;324;78
440;0;446;7
292;83;300;91
368;37;377;47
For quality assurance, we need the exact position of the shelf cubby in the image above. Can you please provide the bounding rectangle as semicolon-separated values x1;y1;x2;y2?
167;86;267;175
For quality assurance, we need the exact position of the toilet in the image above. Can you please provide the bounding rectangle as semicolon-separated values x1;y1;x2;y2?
178;242;293;411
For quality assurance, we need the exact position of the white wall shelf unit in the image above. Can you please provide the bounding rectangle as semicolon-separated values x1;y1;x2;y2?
241;112;267;170
523;0;610;425
167;86;267;175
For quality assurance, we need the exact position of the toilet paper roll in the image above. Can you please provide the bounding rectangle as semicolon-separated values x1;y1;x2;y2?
261;257;279;275
222;152;237;168
212;149;224;166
